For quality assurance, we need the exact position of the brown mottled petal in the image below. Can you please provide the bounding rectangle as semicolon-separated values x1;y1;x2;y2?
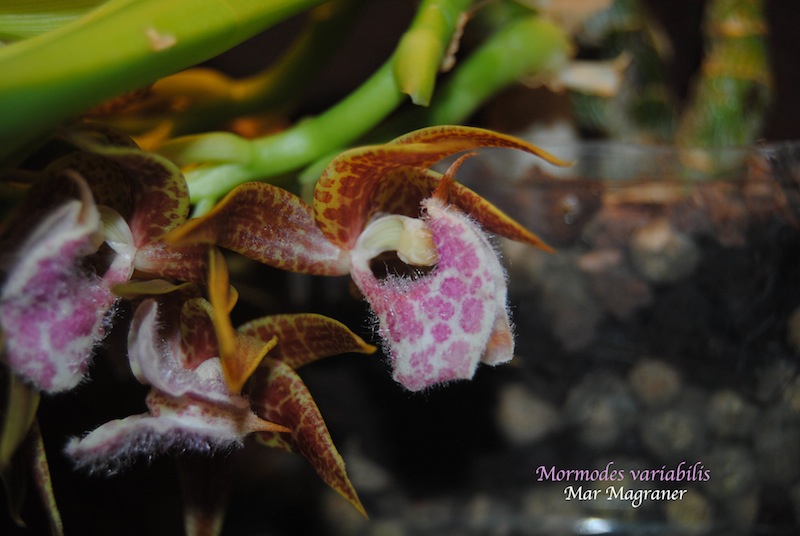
105;148;190;243
133;239;210;284
252;358;366;517
237;313;376;370
314;125;567;250
43;151;134;218
449;182;554;252
179;298;219;369
388;125;569;164
313;140;468;250
167;182;351;276
369;165;553;251
365;166;433;222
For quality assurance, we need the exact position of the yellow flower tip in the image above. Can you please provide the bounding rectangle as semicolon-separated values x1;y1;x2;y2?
434;151;476;202
249;414;291;434
110;279;195;299
355;340;379;355
208;248;237;309
221;335;278;395
524;232;556;254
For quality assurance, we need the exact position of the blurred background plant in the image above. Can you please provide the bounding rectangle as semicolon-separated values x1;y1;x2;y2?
1;0;799;534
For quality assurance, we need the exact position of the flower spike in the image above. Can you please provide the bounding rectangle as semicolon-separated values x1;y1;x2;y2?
207;248;276;393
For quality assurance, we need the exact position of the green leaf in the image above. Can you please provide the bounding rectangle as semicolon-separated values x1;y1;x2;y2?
0;363;40;529
0;0;104;42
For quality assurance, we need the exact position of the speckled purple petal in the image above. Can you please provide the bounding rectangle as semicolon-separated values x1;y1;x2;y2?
350;199;514;391
0;195;117;393
128;299;246;405
66;299;287;471
65;390;268;474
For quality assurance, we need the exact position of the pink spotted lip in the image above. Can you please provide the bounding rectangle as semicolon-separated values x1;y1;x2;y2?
350;197;514;391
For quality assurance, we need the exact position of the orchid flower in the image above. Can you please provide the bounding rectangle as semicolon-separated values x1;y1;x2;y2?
67;249;374;514
168;126;565;391
0;128;208;394
0;172;128;394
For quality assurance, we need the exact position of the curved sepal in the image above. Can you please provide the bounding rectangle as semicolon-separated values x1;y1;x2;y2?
207;248;275;393
167;182;350;275
237;313;376;370
179;298;219;369
313;125;567;249
368;163;553;251
134;240;210;284
252;358;366;518
45;141;191;245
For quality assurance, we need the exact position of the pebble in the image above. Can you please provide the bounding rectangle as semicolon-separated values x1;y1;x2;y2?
663;488;714;536
582;203;656;250
701;445;757;500
367;520;407;536
520;485;584;536
511;249;603;351
782;374;800;415
343;440;393;494
755;360;798;404
640;402;707;462
321;487;371;536
752;406;800;486
705;389;757;439
563;371;638;449
628;357;682;408
791;481;800;526
495;383;561;446
629;217;700;284
578;248;653;320
463;494;513;536
787;306;800;353
719;491;760;530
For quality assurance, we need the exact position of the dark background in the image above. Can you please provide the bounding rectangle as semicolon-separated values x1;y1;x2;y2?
5;1;800;534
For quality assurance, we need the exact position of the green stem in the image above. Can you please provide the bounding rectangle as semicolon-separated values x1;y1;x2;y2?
429;17;570;124
182;58;403;202
110;0;366;138
382;16;571;136
172;0;473;204
296;15;570;190
0;0;331;164
393;0;466;105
